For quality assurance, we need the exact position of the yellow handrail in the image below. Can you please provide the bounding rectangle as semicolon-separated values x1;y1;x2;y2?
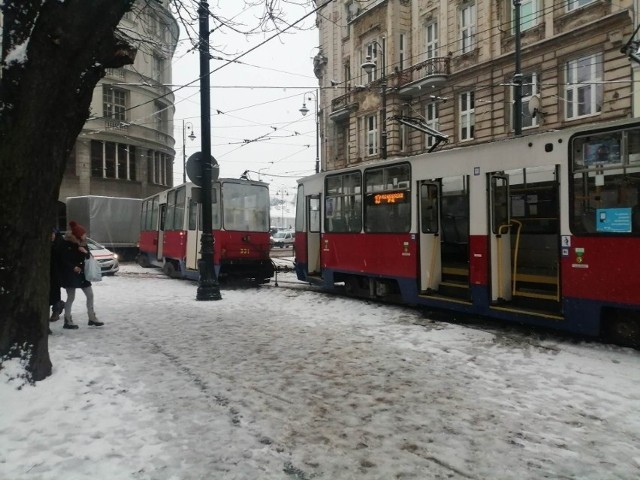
496;223;511;299
509;219;523;296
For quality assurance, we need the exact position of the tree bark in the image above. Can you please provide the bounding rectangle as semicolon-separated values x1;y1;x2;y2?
0;0;136;381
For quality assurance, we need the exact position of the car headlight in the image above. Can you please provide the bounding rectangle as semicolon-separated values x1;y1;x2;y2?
113;253;119;260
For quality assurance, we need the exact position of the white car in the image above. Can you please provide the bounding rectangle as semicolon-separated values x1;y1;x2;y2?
86;238;119;275
270;230;295;248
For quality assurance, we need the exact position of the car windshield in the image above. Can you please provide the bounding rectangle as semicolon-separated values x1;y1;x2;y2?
273;232;289;239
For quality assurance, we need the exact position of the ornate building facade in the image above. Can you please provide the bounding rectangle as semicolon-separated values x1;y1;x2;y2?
59;1;179;201
315;0;637;172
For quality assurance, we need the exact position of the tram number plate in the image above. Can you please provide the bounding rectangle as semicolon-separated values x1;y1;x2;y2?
240;248;250;255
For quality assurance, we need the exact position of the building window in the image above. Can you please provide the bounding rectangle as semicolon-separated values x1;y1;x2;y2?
425;21;438;60
154;101;168;133
103;87;127;121
362;38;385;83
513;0;539;32
153;55;165;83
363;114;378;156
565;53;602;119
459;91;475;141
567;0;596;12
399;33;407;71
148;151;172;186
425;101;440;148
460;2;476;54
91;140;138;181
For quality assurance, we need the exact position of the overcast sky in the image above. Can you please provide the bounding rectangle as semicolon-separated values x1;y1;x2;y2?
170;2;320;195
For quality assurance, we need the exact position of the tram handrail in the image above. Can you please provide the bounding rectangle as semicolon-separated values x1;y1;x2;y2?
508;219;523;296
496;223;513;300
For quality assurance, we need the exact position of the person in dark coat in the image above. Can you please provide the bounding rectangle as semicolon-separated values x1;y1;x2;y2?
57;221;104;329
49;228;65;325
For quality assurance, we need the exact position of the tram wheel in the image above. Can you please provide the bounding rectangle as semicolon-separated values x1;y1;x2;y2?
604;310;640;349
137;254;150;268
163;261;180;279
344;276;359;297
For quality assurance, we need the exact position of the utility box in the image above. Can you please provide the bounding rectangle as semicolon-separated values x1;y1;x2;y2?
65;196;142;259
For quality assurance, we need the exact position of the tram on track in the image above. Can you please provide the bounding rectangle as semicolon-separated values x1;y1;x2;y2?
138;179;274;283
294;118;640;346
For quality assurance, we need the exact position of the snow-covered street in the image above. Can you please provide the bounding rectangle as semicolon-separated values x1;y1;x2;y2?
1;263;639;480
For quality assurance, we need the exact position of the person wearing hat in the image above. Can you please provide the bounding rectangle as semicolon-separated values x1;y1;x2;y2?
56;221;104;329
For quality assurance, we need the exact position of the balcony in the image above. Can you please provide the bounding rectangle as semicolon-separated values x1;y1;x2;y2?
397;57;450;98
330;90;359;123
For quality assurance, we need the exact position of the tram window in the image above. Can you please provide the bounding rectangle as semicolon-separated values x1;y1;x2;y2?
308;197;321;233
364;163;411;233
325;172;362;233
150;198;159;231
571;128;640;234
166;190;177;230
174;187;186;230
295;185;305;232
420;184;439;234
188;198;198;231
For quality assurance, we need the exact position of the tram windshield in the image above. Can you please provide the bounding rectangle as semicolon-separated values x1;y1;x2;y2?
571;126;640;234
221;182;270;232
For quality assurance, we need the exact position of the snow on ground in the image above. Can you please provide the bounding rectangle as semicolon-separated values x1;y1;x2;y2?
1;262;639;480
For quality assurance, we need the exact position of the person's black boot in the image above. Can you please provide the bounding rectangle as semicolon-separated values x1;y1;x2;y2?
63;316;79;330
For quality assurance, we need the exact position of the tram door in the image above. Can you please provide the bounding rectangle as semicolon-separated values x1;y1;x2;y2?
306;195;321;276
418;182;441;292
489;167;561;311
419;176;471;299
489;174;512;302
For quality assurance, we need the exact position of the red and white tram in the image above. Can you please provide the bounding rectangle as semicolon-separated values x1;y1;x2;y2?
139;178;274;283
294;119;640;345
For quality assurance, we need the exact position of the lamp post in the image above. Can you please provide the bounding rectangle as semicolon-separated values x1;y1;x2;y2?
299;89;320;173
361;41;387;159
196;0;221;301
182;120;196;184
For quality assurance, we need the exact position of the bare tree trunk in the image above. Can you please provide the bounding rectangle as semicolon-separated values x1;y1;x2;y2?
0;0;136;381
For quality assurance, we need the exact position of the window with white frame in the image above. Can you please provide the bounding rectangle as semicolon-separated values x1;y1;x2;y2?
103;87;127;121
567;0;596;11
459;91;475;141
426;21;438;60
362;38;385;83
513;0;538;32
399;33;407;71
363;114;378;156
90;140;137;181
460;2;476;54
512;72;539;129
425;101;440;148
565;52;603;119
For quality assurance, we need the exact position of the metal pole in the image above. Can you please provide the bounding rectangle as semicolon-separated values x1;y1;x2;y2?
376;42;387;159
182;119;186;184
315;88;320;173
196;0;221;301
513;0;523;136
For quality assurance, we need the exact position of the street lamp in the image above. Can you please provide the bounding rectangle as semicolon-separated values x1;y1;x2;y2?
299;89;320;173
182;120;196;184
361;41;387;159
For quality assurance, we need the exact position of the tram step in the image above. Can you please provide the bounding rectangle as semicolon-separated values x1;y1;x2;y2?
513;289;558;301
